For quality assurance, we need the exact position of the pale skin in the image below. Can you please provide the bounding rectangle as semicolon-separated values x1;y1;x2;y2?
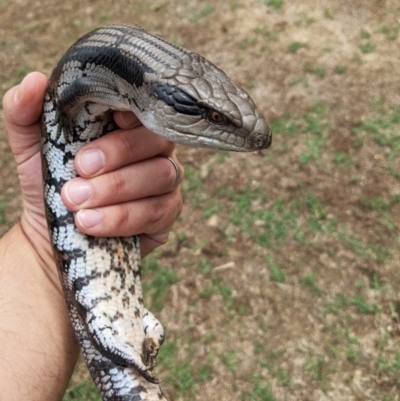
0;72;184;401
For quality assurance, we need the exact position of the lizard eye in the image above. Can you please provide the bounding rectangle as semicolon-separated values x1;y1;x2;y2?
208;110;226;124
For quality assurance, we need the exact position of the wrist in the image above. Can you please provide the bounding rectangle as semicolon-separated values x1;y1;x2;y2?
20;210;58;277
0;223;79;400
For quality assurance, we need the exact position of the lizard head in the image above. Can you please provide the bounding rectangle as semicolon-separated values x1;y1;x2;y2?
143;53;272;152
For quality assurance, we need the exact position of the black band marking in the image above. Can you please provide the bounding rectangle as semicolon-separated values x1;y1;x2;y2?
150;82;207;116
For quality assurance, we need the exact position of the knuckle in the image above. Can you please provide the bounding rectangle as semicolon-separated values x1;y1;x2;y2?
159;158;178;189
171;188;183;217
177;163;184;186
147;198;166;228
109;171;127;197
120;131;135;157
105;130;135;164
155;232;169;246
158;138;175;154
148;191;182;230
165;141;176;154
113;203;131;229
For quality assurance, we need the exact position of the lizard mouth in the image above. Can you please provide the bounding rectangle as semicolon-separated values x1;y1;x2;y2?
165;128;255;151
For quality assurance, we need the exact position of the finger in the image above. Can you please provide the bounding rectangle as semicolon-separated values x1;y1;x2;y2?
73;188;183;237
140;231;171;258
113;111;141;129
3;72;48;164
62;153;184;211
75;125;175;178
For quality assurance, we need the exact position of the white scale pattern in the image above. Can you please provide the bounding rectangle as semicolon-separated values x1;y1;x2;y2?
45;184;68;218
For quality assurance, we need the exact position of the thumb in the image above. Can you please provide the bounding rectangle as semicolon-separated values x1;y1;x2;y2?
3;72;48;165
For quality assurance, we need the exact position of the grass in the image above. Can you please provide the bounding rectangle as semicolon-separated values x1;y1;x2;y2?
304;356;327;382
360;29;371;40
346;345;359;363
379;24;400;41
334;64;347;74
0;0;11;7
189;3;215;22
305;65;327;78
199;275;234;309
158;340;197;397
359;25;375;53
63;381;100;401
294;16;315;26
142;254;179;312
253;26;278;41
376;352;400;376
197;363;212;381
299;272;321;296
358;109;400;156
182;166;204;195
288;76;308;87
0;195;9;225
243;377;276;401
323;293;380;315
227;192;299;248
237;36;257;50
299;104;330;164
370;273;385;290
360;196;398;211
270;115;298;137
13;66;31;85
0;37;15;52
257;347;290;387
268;257;286;283
339;231;391;265
332;151;352;166
261;0;283;10
359;41;375;54
287;41;306;53
220;350;240;373
196;260;235;310
324;9;333;19
231;1;245;11
62;358;99;401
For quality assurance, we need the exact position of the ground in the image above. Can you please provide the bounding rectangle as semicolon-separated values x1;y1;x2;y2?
0;0;400;400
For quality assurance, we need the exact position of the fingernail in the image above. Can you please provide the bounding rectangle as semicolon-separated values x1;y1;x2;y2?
64;180;92;205
14;84;22;102
14;73;29;102
77;148;105;175
76;209;102;229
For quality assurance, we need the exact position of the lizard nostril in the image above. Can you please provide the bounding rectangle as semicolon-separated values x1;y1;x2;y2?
252;131;272;149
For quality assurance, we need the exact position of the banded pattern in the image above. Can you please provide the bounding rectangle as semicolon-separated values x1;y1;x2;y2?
41;24;271;400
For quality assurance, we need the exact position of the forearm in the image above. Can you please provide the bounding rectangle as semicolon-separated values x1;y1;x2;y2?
0;223;79;401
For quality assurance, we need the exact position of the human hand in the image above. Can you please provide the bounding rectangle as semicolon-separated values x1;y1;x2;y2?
3;72;183;264
0;71;184;400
